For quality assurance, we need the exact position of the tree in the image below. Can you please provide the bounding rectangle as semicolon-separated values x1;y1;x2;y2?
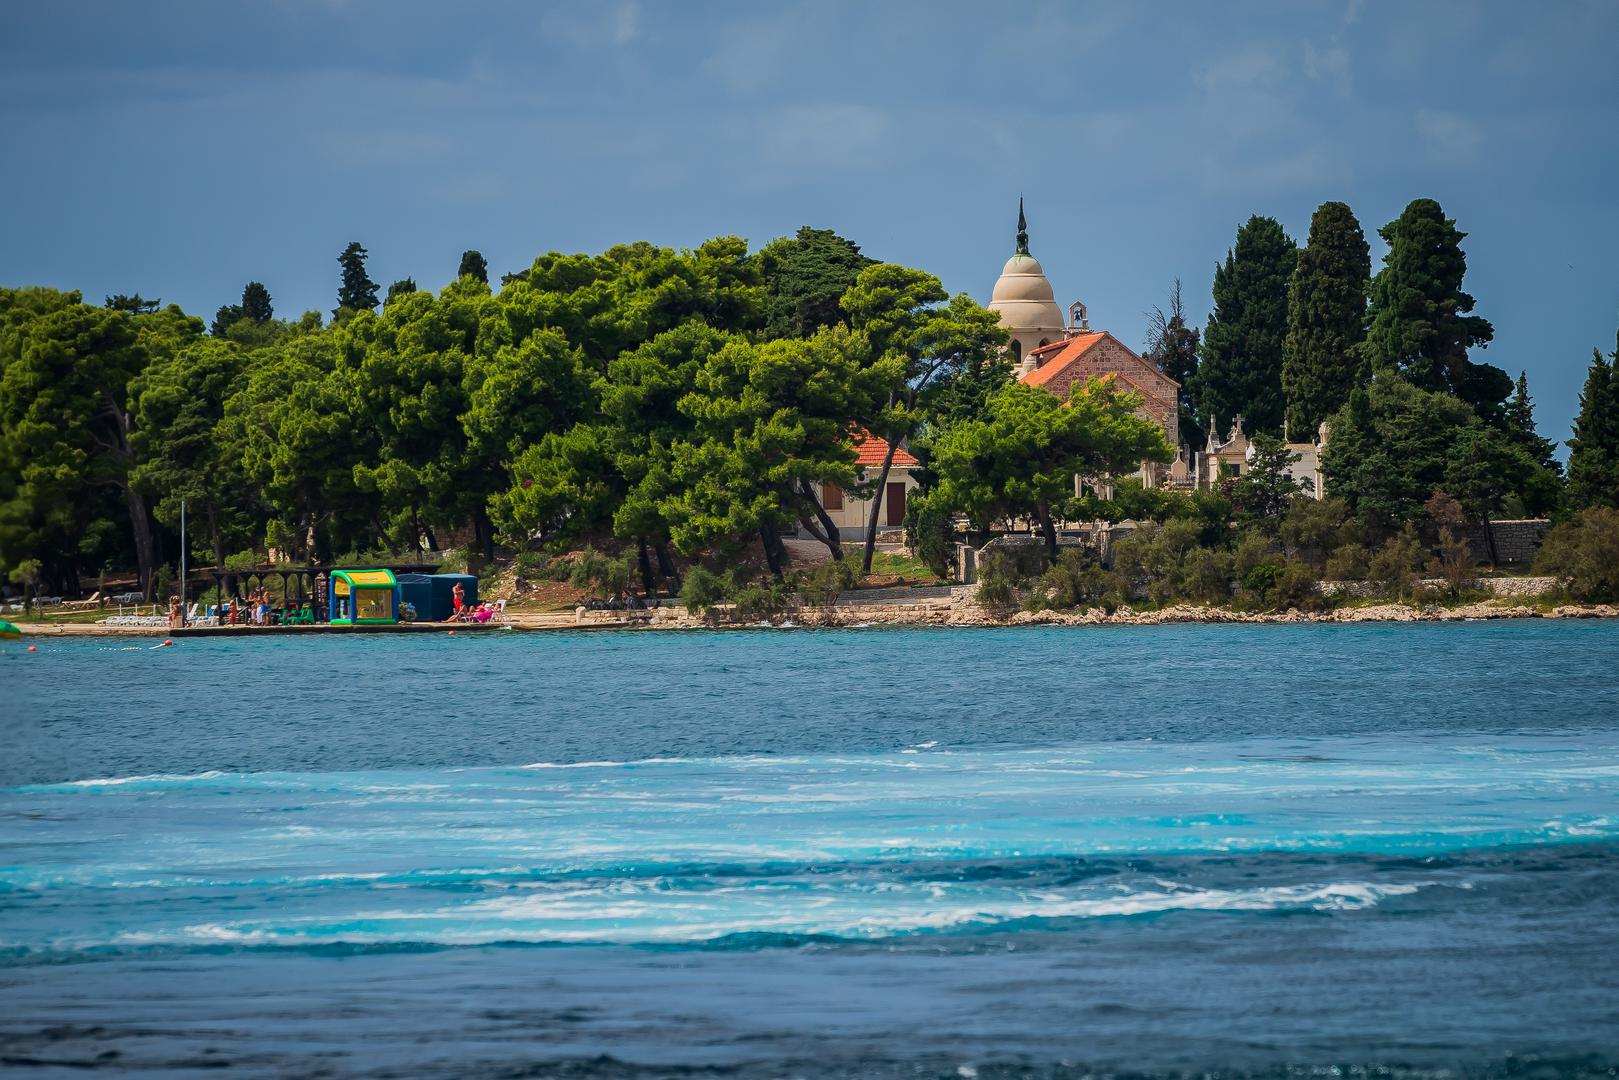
105;294;160;315
1566;333;1619;510
335;241;379;316
1282;201;1370;439
1362;198;1507;420
757;226;876;339
385;278;418;303
1143;278;1203;448
458;250;489;284
1195;215;1296;438
930;378;1173;563
841;263;1006;572
241;282;273;324
1229;434;1303;533
1502;370;1561;475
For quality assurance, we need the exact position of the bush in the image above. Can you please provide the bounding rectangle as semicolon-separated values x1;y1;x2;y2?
975;549;1020;613
1232;531;1276;580
679;566;728;618
904;494;957;580
1035;549;1125;612
1178;547;1233;604
1324;542;1371;581
569;547;633;600
732;580;792;622
798;559;858;611
1369;525;1425;601
1271;561;1325;612
1427;528;1475;598
1241;562;1283;599
1534;506;1619;601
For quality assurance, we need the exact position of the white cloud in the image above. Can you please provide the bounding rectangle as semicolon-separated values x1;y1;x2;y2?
752;104;892;185
1414;108;1482;164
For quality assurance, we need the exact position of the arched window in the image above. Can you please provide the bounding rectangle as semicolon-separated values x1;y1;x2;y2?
1038;338;1050;349
1010;340;1022;364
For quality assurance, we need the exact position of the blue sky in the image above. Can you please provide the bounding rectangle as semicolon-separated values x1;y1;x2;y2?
3;1;1616;446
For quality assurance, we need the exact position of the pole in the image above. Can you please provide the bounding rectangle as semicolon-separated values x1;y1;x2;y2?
179;498;187;626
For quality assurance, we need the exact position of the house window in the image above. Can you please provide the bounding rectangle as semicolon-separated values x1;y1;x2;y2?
1010;340;1022;364
822;481;843;511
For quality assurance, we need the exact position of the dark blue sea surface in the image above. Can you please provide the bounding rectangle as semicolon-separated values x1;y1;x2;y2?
2;622;1618;1078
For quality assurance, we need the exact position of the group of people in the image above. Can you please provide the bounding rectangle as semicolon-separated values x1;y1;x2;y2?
448;581;499;624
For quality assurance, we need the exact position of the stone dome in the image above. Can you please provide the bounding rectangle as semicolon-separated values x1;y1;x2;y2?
989;254;1066;333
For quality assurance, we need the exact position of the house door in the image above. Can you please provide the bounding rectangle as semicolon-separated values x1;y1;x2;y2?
885;482;906;527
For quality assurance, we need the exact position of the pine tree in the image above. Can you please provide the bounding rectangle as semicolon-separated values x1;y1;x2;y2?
335;242;379;315
1503;370;1561;474
1195;215;1296;438
1282;201;1369;440
458;250;489;283
385;278;418;303
1566;334;1619;509
1362;198;1508;419
1144;278;1204;447
240;281;273;323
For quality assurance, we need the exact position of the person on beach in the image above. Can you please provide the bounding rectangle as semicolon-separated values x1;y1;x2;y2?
451;581;465;622
168;596;182;628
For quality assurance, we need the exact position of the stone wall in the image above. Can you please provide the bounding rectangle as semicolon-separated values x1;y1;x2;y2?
1317;576;1558;599
1462;519;1550;566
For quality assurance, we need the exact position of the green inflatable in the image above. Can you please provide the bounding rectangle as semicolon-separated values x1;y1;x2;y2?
0;619;21;640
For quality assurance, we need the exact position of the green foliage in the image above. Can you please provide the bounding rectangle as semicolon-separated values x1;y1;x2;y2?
1324;542;1371;581
931;378;1173;561
1566;334;1619;510
458;250;489;284
1283;201;1370;439
336;241;379;316
1368;525;1426;600
797;558;858;611
1228;434;1302;532
678;565;728;617
1534;506;1619;601
1503;371;1561;476
568;546;634;600
1270;561;1326;612
1427;527;1475;598
1322;377;1543;537
974;549;1020;613
1196;215;1297;437
903;490;957;579
1361;199;1505;419
1279;495;1352;570
385;278;418;303
757;227;875;339
1032;548;1125;612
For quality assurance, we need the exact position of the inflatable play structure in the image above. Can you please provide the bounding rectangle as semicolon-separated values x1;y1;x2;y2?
328;569;399;625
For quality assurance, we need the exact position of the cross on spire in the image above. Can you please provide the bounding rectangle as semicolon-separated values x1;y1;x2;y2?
1015;197;1030;256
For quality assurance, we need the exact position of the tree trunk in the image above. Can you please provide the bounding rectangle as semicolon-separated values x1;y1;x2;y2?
797;479;842;559
473;505;496;563
1035;499;1059;564
121;481;159;601
1481;516;1498;568
424;524;439;552
860;440;900;574
655;543;680;593
208;505;224;572
759;523;785;579
636;538;655;597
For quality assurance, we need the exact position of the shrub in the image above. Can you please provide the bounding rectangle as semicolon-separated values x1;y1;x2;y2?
732;580;792;622
1036;549;1125;611
569;547;633;600
798;559;858;611
1241;562;1284;599
1179;547;1233;604
904;494;957;580
1324;543;1371;581
1232;531;1276;580
1427;527;1475;598
1271;561;1325;612
678;566;728;618
1369;525;1426;601
1534;506;1619;601
975;549;1020;613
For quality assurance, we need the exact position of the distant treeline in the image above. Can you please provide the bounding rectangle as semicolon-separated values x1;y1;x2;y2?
1;200;1616;602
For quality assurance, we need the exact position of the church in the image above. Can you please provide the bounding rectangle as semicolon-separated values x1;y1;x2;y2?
986;201;1323;497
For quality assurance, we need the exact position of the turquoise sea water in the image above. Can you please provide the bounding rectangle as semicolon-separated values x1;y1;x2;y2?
3;623;1619;1077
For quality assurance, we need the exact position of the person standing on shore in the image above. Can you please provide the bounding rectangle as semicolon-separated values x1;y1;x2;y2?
451;581;465;622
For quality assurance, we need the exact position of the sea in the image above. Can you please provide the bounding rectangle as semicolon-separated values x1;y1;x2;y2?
2;622;1618;1079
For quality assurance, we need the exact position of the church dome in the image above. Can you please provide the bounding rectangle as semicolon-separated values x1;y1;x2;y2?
989;254;1065;333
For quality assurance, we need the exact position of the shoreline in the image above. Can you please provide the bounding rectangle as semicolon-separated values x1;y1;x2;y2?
15;599;1614;637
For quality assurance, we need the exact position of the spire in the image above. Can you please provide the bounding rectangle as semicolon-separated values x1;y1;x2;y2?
1015;197;1030;256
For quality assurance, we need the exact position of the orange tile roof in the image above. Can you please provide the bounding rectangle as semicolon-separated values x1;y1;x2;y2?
852;429;919;468
1020;331;1106;387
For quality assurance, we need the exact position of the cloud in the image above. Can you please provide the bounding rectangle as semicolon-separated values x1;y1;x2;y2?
1414;108;1482;164
539;1;641;50
752;104;892;185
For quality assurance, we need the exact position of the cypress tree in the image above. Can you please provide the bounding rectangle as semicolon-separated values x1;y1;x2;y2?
1362;198;1503;416
1503;370;1560;474
1282;201;1369;440
1566;334;1619;509
1196;215;1296;438
240;281;273;323
458;250;489;283
335;242;379;315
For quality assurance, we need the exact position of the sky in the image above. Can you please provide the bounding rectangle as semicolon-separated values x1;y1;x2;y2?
3;0;1617;448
